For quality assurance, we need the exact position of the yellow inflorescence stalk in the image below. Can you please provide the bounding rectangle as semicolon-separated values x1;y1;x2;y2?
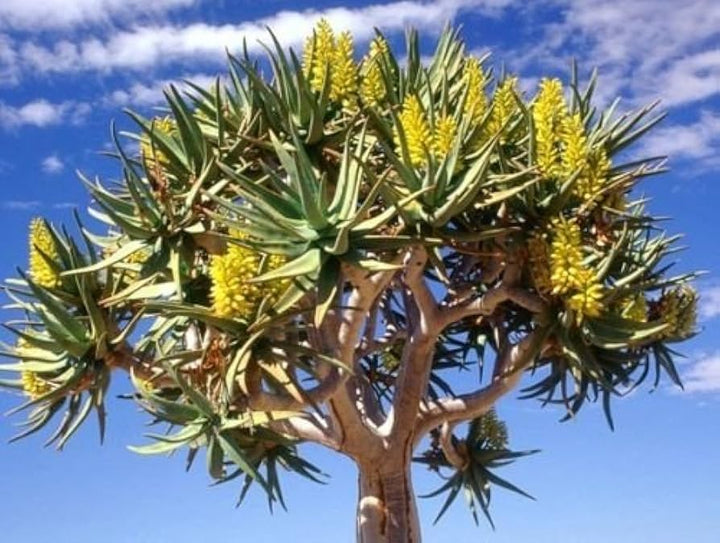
621;294;648;322
433;114;458;161
533;78;568;179
527;233;552;295
549;217;584;295
463;57;488;126
140;116;175;170
330;31;358;104
209;241;287;320
486;77;518;137
560;113;587;177
396;95;432;168
477;409;509;450
561;113;612;203
306;19;336;93
566;268;604;322
657;286;697;339
549;217;605;322
21;370;51;400
360;37;388;107
28;218;61;288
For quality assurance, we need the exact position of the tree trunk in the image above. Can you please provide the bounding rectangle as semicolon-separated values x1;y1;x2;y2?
356;458;421;543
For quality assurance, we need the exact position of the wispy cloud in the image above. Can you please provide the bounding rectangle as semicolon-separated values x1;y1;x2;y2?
0;99;66;127
41;154;64;174
519;0;720;107
11;0;510;75
0;99;89;129
105;73;220;107
683;352;720;394
699;284;720;321
1;200;41;210
635;110;720;170
0;0;197;31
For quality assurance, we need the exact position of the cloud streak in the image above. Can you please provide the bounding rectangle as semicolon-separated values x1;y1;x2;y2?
11;0;509;75
0;99;89;129
0;0;197;31
41;154;64;174
683;352;720;394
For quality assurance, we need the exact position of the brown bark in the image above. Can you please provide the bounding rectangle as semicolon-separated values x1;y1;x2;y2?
356;454;421;543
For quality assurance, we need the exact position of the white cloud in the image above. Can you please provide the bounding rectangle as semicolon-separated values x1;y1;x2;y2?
15;0;510;74
41;154;64;174
1;200;41;210
699;284;720;321
106;73;220;107
0;99;89;128
0;0;196;31
636;110;720;169
518;0;720;108
683;352;720;393
0;33;17;84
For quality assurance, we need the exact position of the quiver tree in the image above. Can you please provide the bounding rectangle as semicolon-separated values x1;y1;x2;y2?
0;22;699;543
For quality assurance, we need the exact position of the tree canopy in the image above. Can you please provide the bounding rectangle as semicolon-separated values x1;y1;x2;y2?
0;21;698;543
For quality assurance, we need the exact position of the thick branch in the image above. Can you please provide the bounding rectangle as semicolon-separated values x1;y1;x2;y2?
415;327;548;441
440;284;546;327
269;413;341;450
321;260;401;452
381;246;441;442
439;422;466;470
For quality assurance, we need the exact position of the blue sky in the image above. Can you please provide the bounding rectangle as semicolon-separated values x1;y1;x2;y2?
1;1;719;541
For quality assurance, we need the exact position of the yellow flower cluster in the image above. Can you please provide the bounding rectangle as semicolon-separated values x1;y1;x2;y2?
463;57;487;126
566;268;604;320
476;409;508;450
560;113;611;203
360;37;388;107
209;241;287;320
621;294;648;322
657;286;697;339
486;77;518;137
330;31;358;104
533;78;568;179
549;217;584;295
28;218;61;288
21;370;51;400
303;20;358;105
433;115;458;160
526;233;552;295
395;96;458;167
549;217;604;322
395;95;432;167
141;116;175;171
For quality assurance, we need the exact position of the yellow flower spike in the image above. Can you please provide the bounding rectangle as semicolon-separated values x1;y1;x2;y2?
360;37;388;107
140;116;175;170
560;113;588;177
433;114;457;161
526;233;552;295
657;286;697;339
21;370;52;400
308;19;336;93
301;34;315;78
567;268;604;323
28;217;61;289
549;217;584;295
330;31;358;104
621;294;648;323
576;147;612;203
395;95;432;168
486;76;518;137
209;240;288;320
533;78;568;179
463;57;488;126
